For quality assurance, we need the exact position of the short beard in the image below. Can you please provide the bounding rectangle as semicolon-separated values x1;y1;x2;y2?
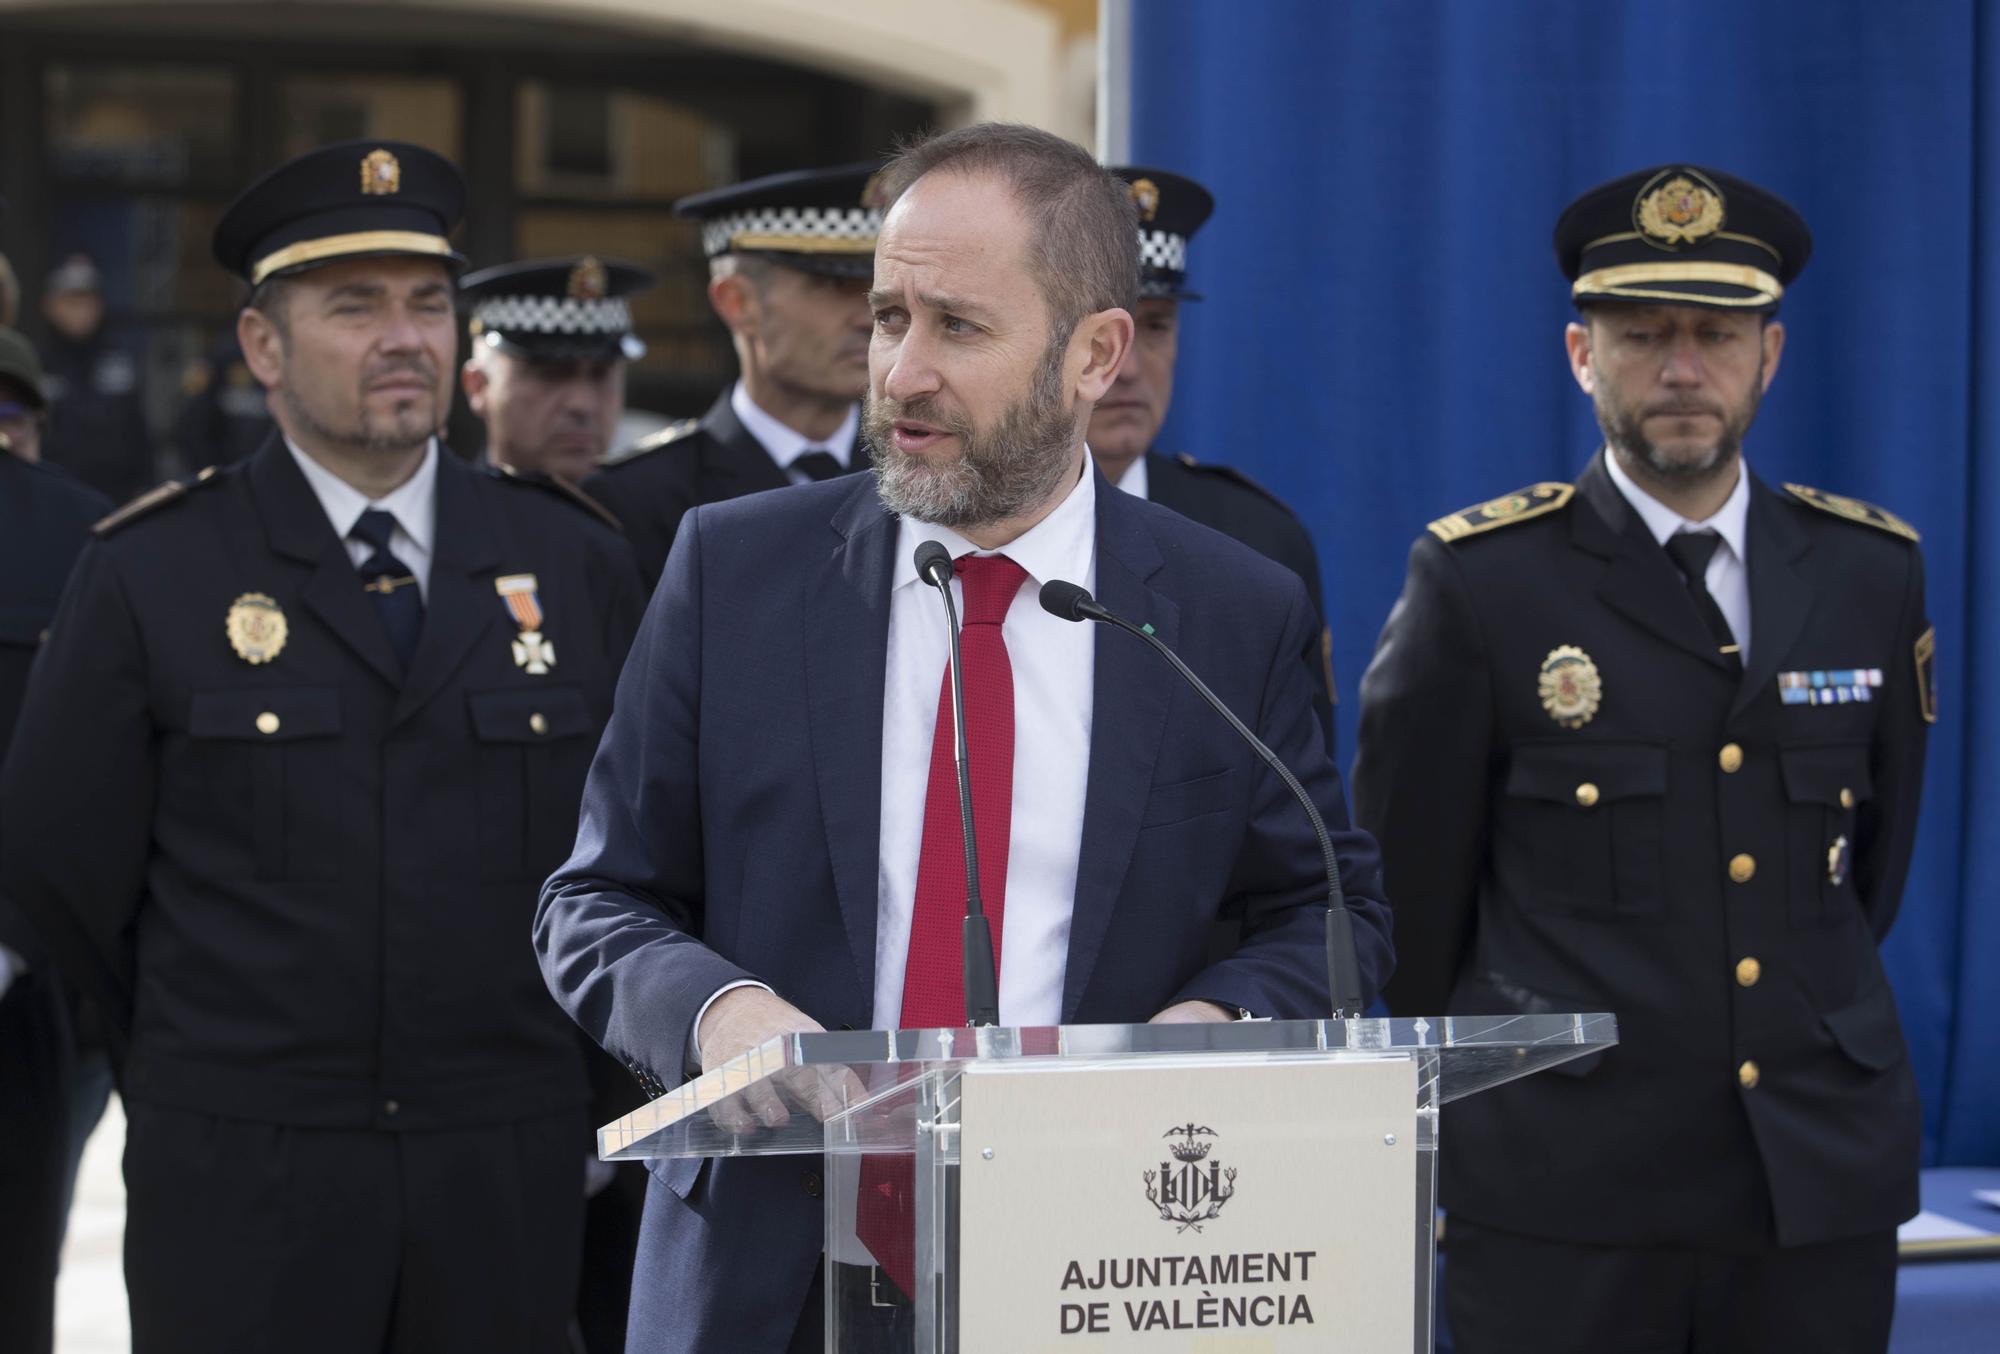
281;356;440;458
864;326;1079;530
1595;365;1762;490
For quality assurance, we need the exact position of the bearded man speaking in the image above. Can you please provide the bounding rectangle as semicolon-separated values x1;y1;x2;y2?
535;123;1393;1354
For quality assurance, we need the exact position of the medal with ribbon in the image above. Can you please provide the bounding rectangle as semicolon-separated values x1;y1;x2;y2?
495;574;555;674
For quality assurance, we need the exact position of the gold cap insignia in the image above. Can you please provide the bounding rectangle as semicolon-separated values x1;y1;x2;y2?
567;256;608;301
1634;168;1725;249
227;592;289;665
360;148;402;196
1129;177;1161;223
1538;645;1602;729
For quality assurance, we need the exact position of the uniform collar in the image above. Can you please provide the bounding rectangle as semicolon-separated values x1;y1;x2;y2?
892;449;1098;594
729;380;859;471
1111;453;1150;500
1603;446;1751;563
285;435;439;555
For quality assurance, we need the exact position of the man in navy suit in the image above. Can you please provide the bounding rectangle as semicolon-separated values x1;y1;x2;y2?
535;123;1393;1354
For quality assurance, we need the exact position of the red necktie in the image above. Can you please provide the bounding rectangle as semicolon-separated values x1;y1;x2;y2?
858;552;1027;1296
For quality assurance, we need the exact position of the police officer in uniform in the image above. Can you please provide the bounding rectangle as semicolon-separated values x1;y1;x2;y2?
36;253;155;505
459;255;654;484
1088;166;1337;749
171;331;274;471
1352;165;1930;1353
0;141;646;1354
0;361;110;1354
582;164;880;584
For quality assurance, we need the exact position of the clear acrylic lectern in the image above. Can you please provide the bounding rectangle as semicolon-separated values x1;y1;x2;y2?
600;1014;1616;1353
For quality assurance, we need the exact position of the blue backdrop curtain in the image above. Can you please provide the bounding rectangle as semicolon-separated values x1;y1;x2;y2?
1130;0;1994;1164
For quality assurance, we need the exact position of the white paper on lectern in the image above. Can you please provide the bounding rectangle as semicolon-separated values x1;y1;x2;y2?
955;1055;1418;1352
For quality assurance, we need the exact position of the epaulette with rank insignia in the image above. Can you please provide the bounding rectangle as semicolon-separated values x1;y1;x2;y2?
1170;453;1300;517
1783;483;1920;542
1428;483;1573;542
489;463;623;532
603;418;698;466
93;465;222;536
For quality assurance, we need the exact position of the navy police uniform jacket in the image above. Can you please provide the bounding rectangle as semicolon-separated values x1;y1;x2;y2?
1352;451;1930;1251
0;436;646;1130
583;388;865;587
1142;450;1337;750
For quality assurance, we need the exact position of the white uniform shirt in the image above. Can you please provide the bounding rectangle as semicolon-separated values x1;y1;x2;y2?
730;381;860;483
286;437;439;599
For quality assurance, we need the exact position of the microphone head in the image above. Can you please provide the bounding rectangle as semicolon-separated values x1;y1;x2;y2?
913;540;954;587
1039;578;1094;622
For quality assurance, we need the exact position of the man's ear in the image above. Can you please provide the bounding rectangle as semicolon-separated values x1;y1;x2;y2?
1758;319;1786;393
708;272;757;339
1564;320;1595;395
238;307;285;389
1074;306;1136;404
461;356;491;418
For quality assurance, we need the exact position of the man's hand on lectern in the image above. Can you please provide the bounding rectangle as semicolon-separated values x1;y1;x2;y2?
698;986;861;1132
1149;1000;1235;1024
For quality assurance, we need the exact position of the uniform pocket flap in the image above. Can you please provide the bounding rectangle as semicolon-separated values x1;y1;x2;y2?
1505;741;1666;805
1823;983;1906;1072
189;686;342;741
466;685;593;743
1780;743;1873;808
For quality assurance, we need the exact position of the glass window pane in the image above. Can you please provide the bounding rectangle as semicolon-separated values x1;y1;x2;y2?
282;76;463;164
46;64;238;186
516;82;732;202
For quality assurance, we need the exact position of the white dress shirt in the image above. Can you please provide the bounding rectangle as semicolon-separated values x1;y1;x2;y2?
1604;450;1753;664
876;458;1098;1030
1111;454;1150;501
286;438;439;600
730;381;860;483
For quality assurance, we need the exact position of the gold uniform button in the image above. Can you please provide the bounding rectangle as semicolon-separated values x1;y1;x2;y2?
1839;787;1855;809
1718;743;1744;774
1575;782;1600;808
529;712;549;736
1728;853;1756;884
255;712;280;735
1735;957;1762;988
1737;1060;1761;1090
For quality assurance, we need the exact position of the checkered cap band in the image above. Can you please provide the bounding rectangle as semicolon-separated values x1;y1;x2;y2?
702;206;881;257
1138;229;1188;275
473;295;632;336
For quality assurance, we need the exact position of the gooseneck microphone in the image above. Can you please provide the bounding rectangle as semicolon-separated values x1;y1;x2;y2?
1038;578;1366;1019
913;540;1002;1027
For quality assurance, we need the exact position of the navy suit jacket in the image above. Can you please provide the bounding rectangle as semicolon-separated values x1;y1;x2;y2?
535;466;1392;1353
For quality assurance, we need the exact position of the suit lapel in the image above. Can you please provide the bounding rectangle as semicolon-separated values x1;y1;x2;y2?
248;437;405;688
392;453;504;727
1573;453;1735;673
1062;475;1175;1020
805;478;898;999
1733;474;1813;717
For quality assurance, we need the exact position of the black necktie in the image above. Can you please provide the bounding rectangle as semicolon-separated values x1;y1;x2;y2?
793;450;844;482
349;508;423;670
1664;530;1740;667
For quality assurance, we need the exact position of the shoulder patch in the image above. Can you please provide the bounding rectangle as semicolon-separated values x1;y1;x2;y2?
92;466;221;536
1169;453;1297;516
1428;483;1574;542
1783;483;1919;542
490;463;623;532
604;418;698;466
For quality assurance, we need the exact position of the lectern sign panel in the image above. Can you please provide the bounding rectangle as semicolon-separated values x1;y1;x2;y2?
956;1056;1417;1352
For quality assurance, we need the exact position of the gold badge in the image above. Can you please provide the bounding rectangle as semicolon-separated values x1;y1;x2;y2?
360;148;402;196
496;574;555;675
226;593;288;665
567;256;608;301
1634;168;1725;249
1538;645;1602;729
1129;177;1161;223
1827;834;1851;887
1914;626;1937;724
